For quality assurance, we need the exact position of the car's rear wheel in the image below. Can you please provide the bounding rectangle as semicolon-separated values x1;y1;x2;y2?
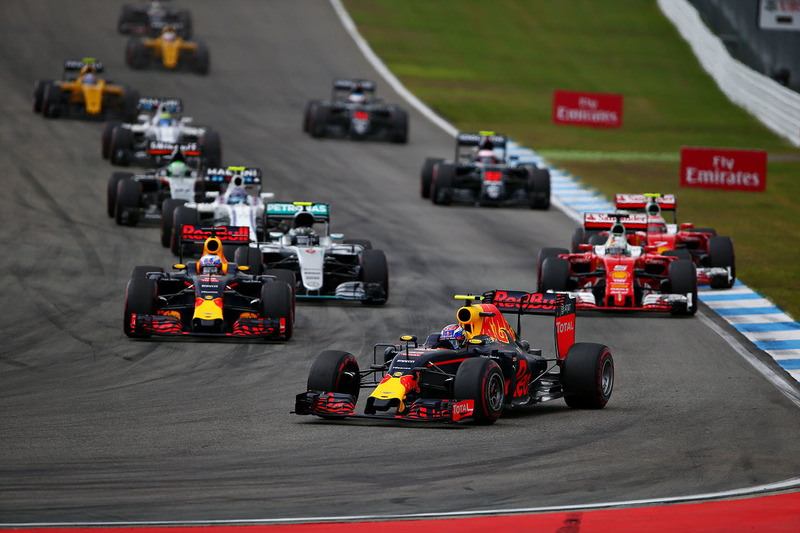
431;163;454;205
261;281;293;340
200;130;222;167
107;172;133;218
121;88;140;122
194;42;210;74
101;121;121;159
110;126;133;166
235;246;264;275
42;84;62;118
307;350;361;399
526;166;551;209
536;247;569;290
420;158;443;199
125;38;148;69
708;236;735;289
170;205;199;256
33;79;52;113
539;257;570;293
561;343;614;409
389;108;408;143
360;249;389;305
160;199;187;247
310;105;329;138
115;178;141;226
123;276;157;338
453;358;505;425
668;259;698;316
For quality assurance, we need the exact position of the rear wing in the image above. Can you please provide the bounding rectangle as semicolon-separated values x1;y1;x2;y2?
138;97;182;113
265;202;330;223
333;78;376;92
459;291;576;359
150;20;186;32
64;58;104;73
148;141;199;157
615;193;677;223
204;166;262;187
456;131;507;148
583;212;648;231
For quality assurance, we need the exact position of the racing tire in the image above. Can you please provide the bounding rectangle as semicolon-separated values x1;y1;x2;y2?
101;121;122;159
170;205;199;256
123;276;157;338
309;105;329;138
360;249;389;305
130;265;164;279
431;162;454;205
537;247;569;289
235;246;264;275
526;167;551;210
561;343;614;409
420;158;443;199
110;126;133;166
264;268;297;319
571;228;598;253
539;257;570;293
343;238;372;250
107;172;133;218
668;259;698;316
160;198;187;247
120;88;140;123
42;83;62;118
115;178;141;226
261;281;293;341
193;43;210;75
389;108;409;144
200;130;222;167
453;358;504;425
588;233;606;246
303;100;321;133
708;236;736;289
125;38;148;69
33;79;52;113
307;350;361;400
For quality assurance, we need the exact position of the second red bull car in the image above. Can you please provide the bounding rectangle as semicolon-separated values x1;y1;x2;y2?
294;290;613;425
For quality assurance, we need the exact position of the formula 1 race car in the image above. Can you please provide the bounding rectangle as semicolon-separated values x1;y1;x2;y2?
234;202;389;305
103;97;222;168
294;290;613;425
303;79;408;143
169;167;274;255
610;193;735;289
125;25;209;74
124;228;293;340
539;213;697;316
118;1;193;39
420;131;550;209
33;58;139;121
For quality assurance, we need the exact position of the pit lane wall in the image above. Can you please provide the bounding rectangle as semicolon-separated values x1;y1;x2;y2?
658;0;800;147
329;0;800;384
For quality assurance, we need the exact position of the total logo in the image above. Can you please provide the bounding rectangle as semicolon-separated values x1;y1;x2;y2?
557;321;574;333
451;400;474;421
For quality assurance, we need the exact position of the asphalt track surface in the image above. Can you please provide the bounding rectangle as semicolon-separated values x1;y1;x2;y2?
2;0;800;524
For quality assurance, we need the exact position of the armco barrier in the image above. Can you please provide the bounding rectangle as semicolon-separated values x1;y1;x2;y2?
658;0;800;147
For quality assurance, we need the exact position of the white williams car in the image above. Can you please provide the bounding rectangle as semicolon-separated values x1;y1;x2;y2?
234;202;389;305
102;97;221;168
169;167;273;256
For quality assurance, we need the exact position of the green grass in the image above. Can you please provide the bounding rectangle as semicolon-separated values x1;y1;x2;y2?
344;0;800;319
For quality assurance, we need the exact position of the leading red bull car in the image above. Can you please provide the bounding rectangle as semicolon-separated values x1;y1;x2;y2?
294;290;613;425
124;227;294;340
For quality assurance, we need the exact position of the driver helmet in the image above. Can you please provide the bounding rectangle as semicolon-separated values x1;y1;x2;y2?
157;112;173;126
167;160;190;177
440;324;465;349
199;254;222;275
607;223;628;253
476;149;497;164
162;30;177;42
348;90;366;103
83;73;98;85
647;217;667;234
227;188;249;205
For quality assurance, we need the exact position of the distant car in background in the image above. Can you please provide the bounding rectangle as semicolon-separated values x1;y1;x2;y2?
117;0;193;39
125;25;209;74
303;78;408;143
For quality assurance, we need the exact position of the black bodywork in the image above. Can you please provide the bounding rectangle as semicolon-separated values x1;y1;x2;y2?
117;1;193;39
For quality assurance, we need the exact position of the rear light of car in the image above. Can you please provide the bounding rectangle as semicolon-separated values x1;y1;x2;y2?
485;171;502;182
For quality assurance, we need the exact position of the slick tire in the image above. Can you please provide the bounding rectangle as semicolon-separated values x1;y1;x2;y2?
526;167;551;210
123;276;156;338
200;130;222;167
125;38;148;69
115;178;141;226
170;206;199;256
453;358;505;425
121;88;140;122
668;259;698;316
389;108;409;144
536;247;569;290
420;158;443;199
102;121;122;159
310;105;329;138
307;350;361;399
235;246;264;275
263;268;297;318
33;79;52;113
107;172;133;218
539;257;570;293
160;199;187;247
303;100;321;133
708;236;736;289
571;227;598;253
194;43;211;75
42;83;62;118
360;249;389;305
261;281;293;341
431;162;454;205
110;127;133;166
561;343;614;409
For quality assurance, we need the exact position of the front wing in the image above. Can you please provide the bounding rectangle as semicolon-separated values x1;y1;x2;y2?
130;313;287;338
294;392;476;423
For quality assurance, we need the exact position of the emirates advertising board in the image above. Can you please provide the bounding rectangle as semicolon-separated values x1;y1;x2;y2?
680;147;767;192
552;90;623;128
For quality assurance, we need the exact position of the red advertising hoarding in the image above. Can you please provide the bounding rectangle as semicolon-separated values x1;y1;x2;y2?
680;147;767;192
552;90;623;128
